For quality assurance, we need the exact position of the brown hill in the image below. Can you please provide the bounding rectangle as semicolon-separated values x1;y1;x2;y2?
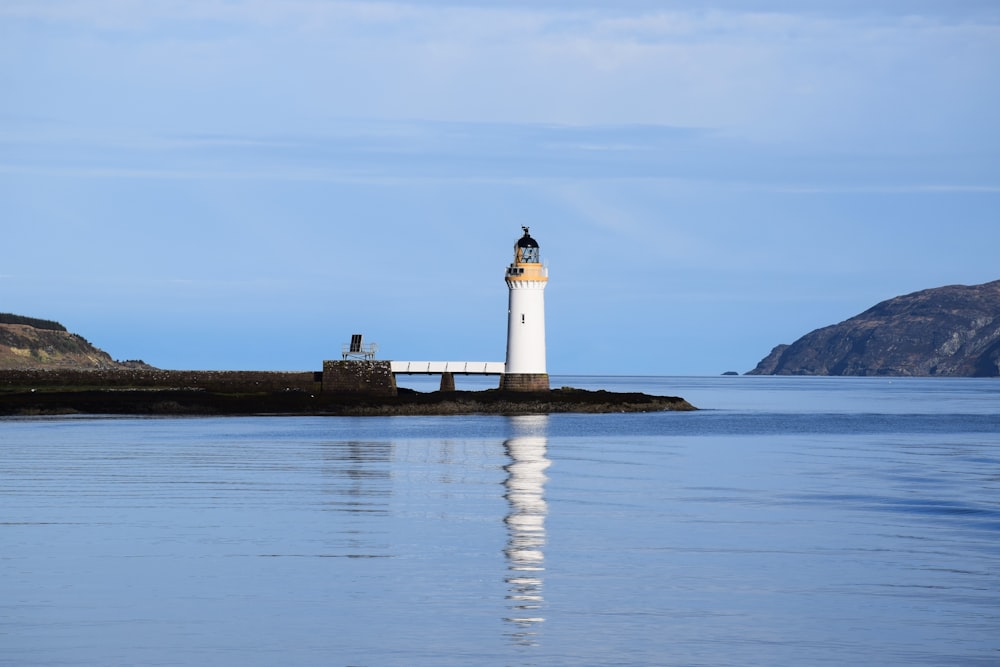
747;280;1000;377
0;315;148;370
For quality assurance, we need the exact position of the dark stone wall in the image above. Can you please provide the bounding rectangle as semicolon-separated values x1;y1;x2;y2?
499;373;550;392
2;366;556;396
0;369;322;392
322;361;397;396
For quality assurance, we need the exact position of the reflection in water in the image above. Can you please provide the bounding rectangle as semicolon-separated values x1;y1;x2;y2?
503;415;551;646
321;440;393;511
321;440;393;557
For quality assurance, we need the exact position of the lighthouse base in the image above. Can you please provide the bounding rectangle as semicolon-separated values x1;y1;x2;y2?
499;373;550;392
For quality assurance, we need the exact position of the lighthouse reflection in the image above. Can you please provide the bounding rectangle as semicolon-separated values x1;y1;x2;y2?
503;415;551;646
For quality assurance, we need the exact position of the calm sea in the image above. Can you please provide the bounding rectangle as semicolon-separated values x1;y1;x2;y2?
2;376;998;666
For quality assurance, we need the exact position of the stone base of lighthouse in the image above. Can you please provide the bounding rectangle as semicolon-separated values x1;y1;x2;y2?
499;373;550;392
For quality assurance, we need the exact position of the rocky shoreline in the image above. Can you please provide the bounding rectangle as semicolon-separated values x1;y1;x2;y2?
0;386;696;417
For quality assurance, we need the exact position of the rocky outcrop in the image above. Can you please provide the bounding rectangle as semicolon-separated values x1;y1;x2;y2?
0;387;696;416
748;280;1000;377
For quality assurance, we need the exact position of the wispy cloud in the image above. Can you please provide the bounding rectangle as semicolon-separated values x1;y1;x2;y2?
769;184;1000;194
1;118;996;194
5;0;998;141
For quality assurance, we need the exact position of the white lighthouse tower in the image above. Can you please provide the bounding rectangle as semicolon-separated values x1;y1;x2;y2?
501;227;550;392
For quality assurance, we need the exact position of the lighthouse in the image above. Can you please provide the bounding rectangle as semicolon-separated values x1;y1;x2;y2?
501;227;550;392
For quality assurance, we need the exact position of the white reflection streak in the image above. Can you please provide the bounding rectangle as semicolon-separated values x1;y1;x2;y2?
503;415;550;646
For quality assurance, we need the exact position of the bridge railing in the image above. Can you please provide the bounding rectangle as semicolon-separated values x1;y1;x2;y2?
390;361;505;375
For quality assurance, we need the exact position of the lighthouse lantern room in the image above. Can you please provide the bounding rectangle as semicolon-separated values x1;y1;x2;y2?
501;227;550;392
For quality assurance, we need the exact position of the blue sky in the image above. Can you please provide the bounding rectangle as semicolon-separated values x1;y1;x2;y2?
2;1;998;375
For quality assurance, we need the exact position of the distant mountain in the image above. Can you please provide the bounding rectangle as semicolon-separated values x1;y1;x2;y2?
0;314;150;370
747;281;1000;377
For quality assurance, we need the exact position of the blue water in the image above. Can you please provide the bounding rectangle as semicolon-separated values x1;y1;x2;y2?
2;377;998;666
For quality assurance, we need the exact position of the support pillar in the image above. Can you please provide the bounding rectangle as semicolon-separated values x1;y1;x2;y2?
439;372;456;392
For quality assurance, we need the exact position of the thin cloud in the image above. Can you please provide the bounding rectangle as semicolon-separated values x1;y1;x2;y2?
1;116;994;193
6;1;998;138
769;184;1000;194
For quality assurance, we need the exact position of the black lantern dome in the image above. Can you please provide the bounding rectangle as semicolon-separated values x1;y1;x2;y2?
515;226;540;263
517;226;539;248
